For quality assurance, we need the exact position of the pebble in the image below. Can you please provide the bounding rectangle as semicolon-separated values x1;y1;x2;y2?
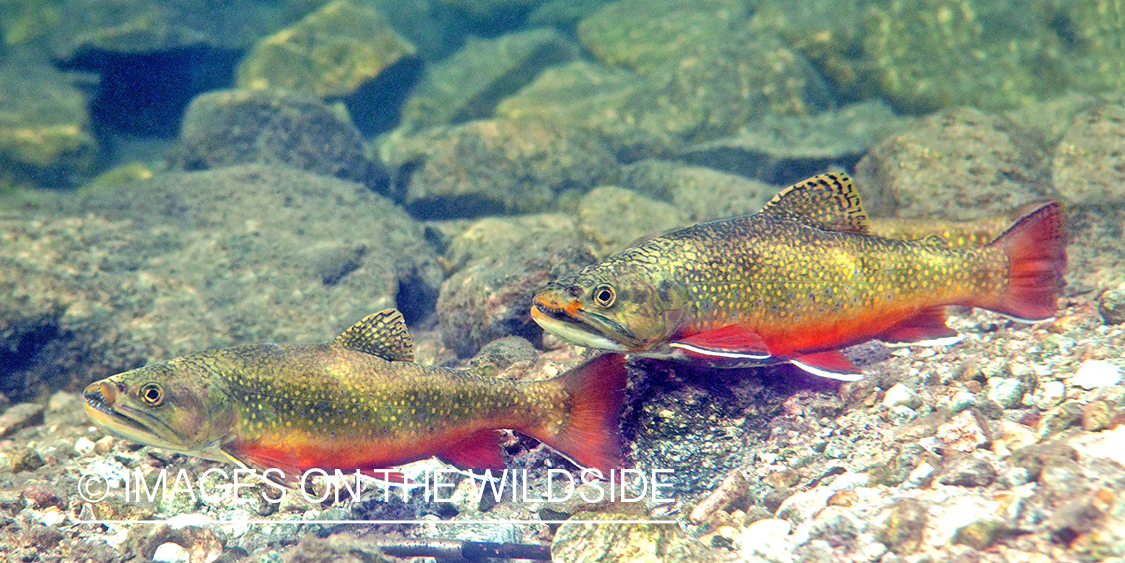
903;462;936;489
986;377;1026;409
74;437;95;456
948;390;979;413
1071;425;1125;467
888;405;918;424
883;384;921;409
936;411;989;453
776;487;835;524
1069;360;1122;389
1098;285;1125;325
152;543;189;563
738;518;794;563
1034;380;1066;410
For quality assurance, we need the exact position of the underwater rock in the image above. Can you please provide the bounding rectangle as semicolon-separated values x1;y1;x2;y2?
494;60;664;160
876;497;928;554
236;0;417;99
496;0;834;161
620;160;775;222
49;0;283;60
0;403;45;438
1098;284;1125;325
0;56;97;190
856;107;1054;220
435;213;593;357
577;187;683;259
749;0;879;104
860;0;1065;113
677;100;913;186
171;88;387;192
1053;0;1125;95
0;164;439;398
382;118;616;218
399;28;577;132
1052;98;1125;206
577;0;749;74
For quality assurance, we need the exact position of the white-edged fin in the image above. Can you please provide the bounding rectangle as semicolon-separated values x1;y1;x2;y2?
995;312;1056;324
790;360;865;381
669;342;772;360
880;334;965;348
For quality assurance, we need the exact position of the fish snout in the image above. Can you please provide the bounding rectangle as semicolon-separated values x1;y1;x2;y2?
84;380;118;409
532;290;584;317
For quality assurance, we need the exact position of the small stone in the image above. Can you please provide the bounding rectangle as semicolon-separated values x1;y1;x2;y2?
94;436;115;454
986;377;1026;409
1071;425;1125;468
152;542;190;563
876;498;928;555
11;449;45;473
1038;401;1085;438
1081;401;1114;432
936;410;989;453
1098;285;1125;325
902;462;936;489
807;506;861;541
883;383;921;409
737;518;792;562
74;437;96;456
0;403;46;437
991;421;1038;459
949;390;979;413
1035;380;1066;410
1070;360;1122;390
937;456;997;488
888;405;918;424
952;517;1008;550
775;487;834;524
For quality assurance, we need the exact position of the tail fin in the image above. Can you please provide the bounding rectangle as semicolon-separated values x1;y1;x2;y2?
981;201;1067;321
532;353;627;473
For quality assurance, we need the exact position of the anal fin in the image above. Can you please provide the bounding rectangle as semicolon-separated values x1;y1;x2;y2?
790;350;863;381
877;306;962;347
437;429;507;470
669;325;772;365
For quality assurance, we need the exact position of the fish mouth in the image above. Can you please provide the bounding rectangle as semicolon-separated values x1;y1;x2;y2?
83;381;183;449
530;296;634;351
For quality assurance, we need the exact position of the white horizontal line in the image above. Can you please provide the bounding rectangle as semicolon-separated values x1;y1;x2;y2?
74;519;678;526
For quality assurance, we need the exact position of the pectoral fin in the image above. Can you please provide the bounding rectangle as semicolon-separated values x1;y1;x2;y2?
669;325;772;363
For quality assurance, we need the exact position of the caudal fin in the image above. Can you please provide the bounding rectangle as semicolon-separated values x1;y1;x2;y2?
533;353;627;473
981;201;1067;321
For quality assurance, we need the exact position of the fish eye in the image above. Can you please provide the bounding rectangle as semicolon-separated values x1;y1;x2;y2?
592;284;616;308
140;383;165;407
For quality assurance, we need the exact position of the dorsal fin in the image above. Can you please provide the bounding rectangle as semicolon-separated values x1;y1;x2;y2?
334;309;414;362
759;173;870;234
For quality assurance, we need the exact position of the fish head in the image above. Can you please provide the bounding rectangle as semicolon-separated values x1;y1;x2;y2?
531;259;680;352
83;357;236;456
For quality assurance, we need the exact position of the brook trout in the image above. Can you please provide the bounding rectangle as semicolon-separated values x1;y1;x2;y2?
531;173;1066;380
84;310;626;482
